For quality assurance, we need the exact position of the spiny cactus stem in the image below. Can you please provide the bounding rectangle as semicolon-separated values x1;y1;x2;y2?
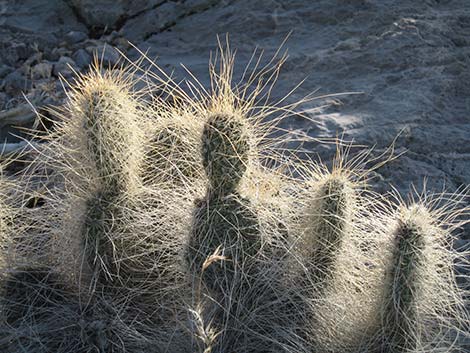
310;178;349;291
83;190;121;284
384;217;426;352
83;90;128;194
202;113;250;194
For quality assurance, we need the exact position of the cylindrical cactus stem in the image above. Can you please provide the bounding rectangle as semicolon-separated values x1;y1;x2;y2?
382;204;429;352
82;89;138;195
82;190;120;281
303;174;355;292
188;112;260;294
73;77;143;286
146;117;203;186
190;193;260;293
201;113;250;195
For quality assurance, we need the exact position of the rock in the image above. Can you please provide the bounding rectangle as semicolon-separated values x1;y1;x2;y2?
67;0;128;29
12;43;30;61
377;154;455;195
44;49;60;63
64;31;88;45
0;43;33;66
87;45;120;66
120;2;183;42
0;65;13;79
103;31;120;43
67;0;168;30
125;0;167;17
120;0;219;42
72;49;92;69
49;47;73;62
53;57;77;78
113;37;130;51
0;93;9;110
31;62;53;80
1;0;87;39
2;71;30;96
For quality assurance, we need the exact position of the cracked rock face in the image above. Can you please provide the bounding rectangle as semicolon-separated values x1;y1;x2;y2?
66;0;129;28
0;0;469;219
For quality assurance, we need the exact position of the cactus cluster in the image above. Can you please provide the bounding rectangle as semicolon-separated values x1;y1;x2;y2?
0;46;469;353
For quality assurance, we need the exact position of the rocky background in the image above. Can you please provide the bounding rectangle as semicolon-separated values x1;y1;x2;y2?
0;0;469;238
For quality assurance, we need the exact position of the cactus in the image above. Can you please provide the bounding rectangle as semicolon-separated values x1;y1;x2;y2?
69;70;144;287
0;45;469;353
188;112;260;293
2;267;66;326
304;174;355;291
0;65;188;351
62;67;192;328
201;113;250;193
293;154;396;353
382;204;427;352
378;201;470;353
145;108;204;186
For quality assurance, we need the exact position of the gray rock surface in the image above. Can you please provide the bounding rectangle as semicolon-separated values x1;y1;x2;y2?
0;0;469;200
53;56;77;78
72;48;92;69
64;30;88;45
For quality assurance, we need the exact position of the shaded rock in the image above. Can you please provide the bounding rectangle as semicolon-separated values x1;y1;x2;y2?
0;43;33;66
67;0;127;29
429;152;470;188
0;93;9;110
53;57;77;78
0;65;12;79
67;0;170;30
113;37;131;51
2;71;30;96
87;45;120;66
31;62;53;80
0;0;469;205
120;2;183;42
64;31;88;45
73;49;92;69
49;47;73;62
125;0;167;17
120;0;220;42
0;101;38;130
1;0;87;39
377;154;455;195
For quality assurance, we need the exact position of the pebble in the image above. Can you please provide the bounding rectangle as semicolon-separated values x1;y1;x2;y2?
113;36;130;50
31;62;53;80
0;65;12;79
73;49;92;69
12;43;30;60
88;45;120;66
2;43;32;66
0;92;8;110
64;31;88;45
49;47;73;62
2;71;30;95
53;56;77;78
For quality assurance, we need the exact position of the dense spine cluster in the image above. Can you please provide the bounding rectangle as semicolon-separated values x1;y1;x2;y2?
304;175;354;291
188;113;260;291
0;46;468;353
380;205;446;353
